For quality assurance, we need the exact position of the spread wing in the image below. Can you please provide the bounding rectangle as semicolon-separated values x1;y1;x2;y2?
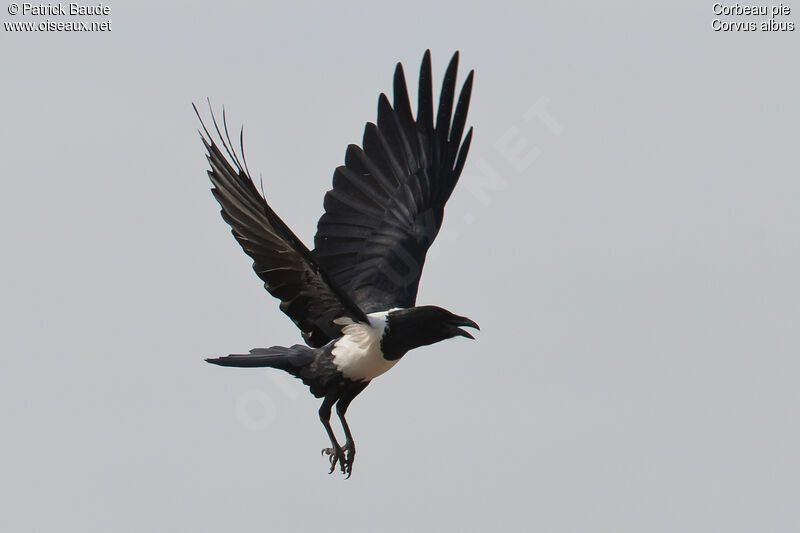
313;50;474;313
195;104;368;347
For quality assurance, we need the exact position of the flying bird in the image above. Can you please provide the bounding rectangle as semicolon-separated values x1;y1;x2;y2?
197;50;478;477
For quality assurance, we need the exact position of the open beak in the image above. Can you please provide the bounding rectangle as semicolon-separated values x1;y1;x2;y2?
452;316;480;340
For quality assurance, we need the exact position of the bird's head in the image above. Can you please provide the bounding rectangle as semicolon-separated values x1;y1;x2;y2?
381;305;480;359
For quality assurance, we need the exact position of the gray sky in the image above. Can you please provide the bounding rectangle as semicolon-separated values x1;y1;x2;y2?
2;1;799;532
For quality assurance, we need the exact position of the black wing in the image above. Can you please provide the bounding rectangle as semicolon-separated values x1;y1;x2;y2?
195;104;368;347
313;50;474;313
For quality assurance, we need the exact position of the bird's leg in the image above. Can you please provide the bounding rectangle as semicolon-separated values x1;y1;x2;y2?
319;396;346;474
334;382;368;478
336;397;357;478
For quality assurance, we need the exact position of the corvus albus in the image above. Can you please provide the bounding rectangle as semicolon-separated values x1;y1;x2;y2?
196;50;478;477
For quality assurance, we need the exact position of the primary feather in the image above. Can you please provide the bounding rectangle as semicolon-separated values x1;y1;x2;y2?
313;50;474;313
194;104;368;347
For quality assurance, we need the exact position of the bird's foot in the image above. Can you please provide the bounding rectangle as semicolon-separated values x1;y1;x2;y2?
321;440;355;478
321;445;346;475
342;439;355;478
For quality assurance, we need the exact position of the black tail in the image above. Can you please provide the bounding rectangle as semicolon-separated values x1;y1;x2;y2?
205;344;314;370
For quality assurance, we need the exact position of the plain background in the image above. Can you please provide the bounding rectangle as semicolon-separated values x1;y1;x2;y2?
2;1;798;531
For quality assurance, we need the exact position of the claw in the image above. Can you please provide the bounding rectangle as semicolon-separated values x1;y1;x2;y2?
342;440;355;478
321;442;356;477
321;446;346;474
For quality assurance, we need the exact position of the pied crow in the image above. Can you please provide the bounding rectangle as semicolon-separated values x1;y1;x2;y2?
197;50;478;477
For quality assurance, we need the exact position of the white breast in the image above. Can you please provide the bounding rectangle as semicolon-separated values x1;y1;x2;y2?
331;311;398;381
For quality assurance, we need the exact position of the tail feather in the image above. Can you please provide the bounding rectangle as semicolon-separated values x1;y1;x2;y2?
205;344;313;369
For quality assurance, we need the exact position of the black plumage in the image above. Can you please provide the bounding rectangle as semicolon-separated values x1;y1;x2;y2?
198;51;478;477
314;52;473;313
